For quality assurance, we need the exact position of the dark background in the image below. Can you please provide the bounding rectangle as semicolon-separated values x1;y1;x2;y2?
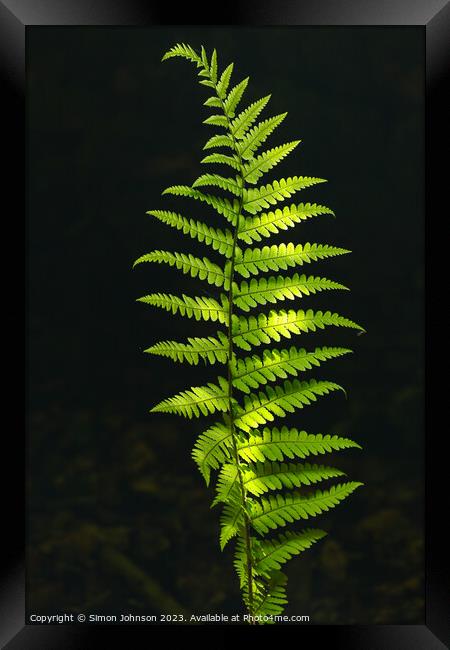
27;26;424;624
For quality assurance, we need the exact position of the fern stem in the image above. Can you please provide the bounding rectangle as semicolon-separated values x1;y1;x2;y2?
226;199;256;623
208;65;256;622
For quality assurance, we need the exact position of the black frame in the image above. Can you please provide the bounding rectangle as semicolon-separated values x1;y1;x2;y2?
3;1;448;647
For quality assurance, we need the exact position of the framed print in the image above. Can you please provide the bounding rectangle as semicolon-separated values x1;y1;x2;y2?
2;1;448;647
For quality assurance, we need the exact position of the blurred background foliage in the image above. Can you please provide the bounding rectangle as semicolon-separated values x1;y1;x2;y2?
28;27;424;623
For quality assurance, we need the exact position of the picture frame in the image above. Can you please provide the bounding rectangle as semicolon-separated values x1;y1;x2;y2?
2;1;447;646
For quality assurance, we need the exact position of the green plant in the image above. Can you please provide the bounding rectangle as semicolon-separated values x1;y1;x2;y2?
134;43;364;624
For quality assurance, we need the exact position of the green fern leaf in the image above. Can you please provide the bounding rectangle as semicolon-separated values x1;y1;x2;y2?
192;422;233;484
237;113;288;161
238;203;335;245
249;482;363;534
243;141;301;184
255;529;327;574
151;376;229;418
234;274;348;311
203;96;222;108
216;63;234;99
137;293;228;324
243;177;327;215
243;461;345;496
238;427;362;463
231;346;352;393
133;250;229;287
203;134;234;150
232;309;365;351
203;114;229;128
162;185;239;225
235;242;349;276
147;210;234;257
192;173;240;196
200;45;209;71
231;95;271;139
138;42;365;623
210;49;218;83
224;77;249;117
199;79;216;89
145;334;228;365
161;43;202;66
220;492;243;549
201;153;241;171
214;461;345;504
233;536;252;588
212;463;241;506
234;379;344;432
251;570;288;618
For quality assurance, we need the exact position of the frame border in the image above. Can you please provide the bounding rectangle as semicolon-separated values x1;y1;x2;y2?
3;1;448;646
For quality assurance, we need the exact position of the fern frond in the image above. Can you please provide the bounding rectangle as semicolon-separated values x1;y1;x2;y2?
238;203;335;245
234;379;344;432
234;274;348;311
235;243;350;276
243;462;345;496
231;95;271;139
243;177;327;215
151;376;229;418
203;114;229;128
237;114;288;161
224;77;249;117
141;42;364;623
251;570;288;618
212;463;240;506
133;250;229;288
161;43;202;67
255;529;327;575
137;293;228;324
145;334;228;365
231;346;352;393
192;173;240;196
201;153;241;171
192;422;233;484
237;427;362;463
220;492;244;549
162;186;239;225
233;536;252;588
249;482;363;534
199;79;215;89
203;134;235;150
147;210;234;257
214;461;345;504
204;96;224;108
200;45;210;72
232;309;365;351
216;63;234;99
243;141;301;184
210;49;217;83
